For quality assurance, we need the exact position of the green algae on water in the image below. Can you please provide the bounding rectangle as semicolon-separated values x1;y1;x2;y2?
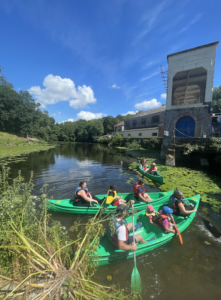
131;160;221;213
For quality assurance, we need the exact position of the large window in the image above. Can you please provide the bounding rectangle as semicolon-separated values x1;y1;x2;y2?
126;121;130;128
152;133;157;137
133;120;137;127
172;67;207;106
139;133;142;136
151;115;160;123
141;118;146;125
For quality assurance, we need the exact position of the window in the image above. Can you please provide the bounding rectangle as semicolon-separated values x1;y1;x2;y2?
133;120;137;127
128;134;131;137
172;67;207;106
126;121;130;129
141;118;146;125
151;115;160;123
139;133;142;136
211;123;220;137
152;133;157;137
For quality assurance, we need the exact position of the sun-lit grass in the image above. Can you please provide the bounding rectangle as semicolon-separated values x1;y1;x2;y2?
0;132;55;162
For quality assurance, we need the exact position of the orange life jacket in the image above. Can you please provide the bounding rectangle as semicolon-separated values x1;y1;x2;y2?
173;200;185;214
133;184;145;198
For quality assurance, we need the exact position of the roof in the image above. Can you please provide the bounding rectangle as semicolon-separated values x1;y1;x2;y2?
114;121;124;126
167;41;219;60
124;106;166;120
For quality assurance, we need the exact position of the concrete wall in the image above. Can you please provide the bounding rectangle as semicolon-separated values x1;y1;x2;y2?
167;43;218;110
120;128;158;138
124;110;165;130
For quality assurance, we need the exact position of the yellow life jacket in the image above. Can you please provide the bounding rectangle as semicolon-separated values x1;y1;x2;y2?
106;190;117;204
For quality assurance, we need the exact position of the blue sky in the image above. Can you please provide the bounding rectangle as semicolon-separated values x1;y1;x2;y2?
0;0;220;123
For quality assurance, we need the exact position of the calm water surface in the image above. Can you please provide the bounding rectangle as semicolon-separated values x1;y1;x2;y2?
7;143;221;300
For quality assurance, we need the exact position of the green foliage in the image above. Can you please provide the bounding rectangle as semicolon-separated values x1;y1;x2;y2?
212;85;221;113
111;132;123;146
141;138;162;150
0;168;139;299
126;140;141;150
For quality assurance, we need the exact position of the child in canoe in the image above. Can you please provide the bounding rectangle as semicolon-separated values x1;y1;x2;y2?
146;205;175;233
147;162;158;175
107;185;135;206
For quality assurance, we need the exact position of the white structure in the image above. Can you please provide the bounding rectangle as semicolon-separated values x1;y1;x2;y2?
167;41;219;110
119;127;159;138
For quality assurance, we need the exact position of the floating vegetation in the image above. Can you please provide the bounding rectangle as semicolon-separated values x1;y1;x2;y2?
130;159;221;213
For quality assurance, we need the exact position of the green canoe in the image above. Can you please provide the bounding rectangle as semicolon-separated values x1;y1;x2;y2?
92;194;200;266
46;191;174;215
138;164;164;184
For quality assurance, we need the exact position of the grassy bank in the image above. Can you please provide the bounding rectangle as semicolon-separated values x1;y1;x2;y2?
0;132;56;165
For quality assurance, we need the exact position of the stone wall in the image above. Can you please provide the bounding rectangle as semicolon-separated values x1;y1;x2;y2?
162;106;211;147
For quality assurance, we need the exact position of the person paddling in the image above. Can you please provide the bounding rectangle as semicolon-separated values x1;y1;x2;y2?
169;189;197;216
133;180;152;203
107;185;134;206
107;205;146;251
74;180;102;206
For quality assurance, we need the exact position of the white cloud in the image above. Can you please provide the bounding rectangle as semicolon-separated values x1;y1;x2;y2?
58;111;61;114
110;84;120;89
77;111;106;120
161;93;167;100
135;99;161;109
140;71;158;82
122;110;138;116
52;113;57;116
28;74;96;109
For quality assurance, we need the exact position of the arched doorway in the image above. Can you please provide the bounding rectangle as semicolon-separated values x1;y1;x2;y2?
176;116;195;137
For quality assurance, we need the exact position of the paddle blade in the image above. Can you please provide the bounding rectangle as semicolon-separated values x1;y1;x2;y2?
131;266;142;294
202;218;221;238
174;224;183;245
159;167;167;171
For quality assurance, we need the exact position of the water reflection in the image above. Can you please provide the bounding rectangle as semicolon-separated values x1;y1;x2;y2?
5;142;221;300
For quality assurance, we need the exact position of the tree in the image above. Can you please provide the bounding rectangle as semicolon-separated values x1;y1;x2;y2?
212;85;221;113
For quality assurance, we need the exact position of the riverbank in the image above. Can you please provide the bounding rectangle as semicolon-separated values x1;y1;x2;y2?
0;132;56;165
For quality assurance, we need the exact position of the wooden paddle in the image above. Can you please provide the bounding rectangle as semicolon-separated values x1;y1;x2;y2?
184;198;221;238
131;204;142;294
170;214;183;245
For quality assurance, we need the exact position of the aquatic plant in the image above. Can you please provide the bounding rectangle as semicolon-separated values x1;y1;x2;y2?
0;167;140;299
131;158;221;213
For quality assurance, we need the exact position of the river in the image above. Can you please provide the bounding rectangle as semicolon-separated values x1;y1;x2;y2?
6;142;221;299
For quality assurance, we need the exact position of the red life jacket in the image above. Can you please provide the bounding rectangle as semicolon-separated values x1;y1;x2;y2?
141;159;145;165
111;226;129;247
107;217;129;247
157;210;171;230
75;188;89;203
173;200;185;214
133;184;145;198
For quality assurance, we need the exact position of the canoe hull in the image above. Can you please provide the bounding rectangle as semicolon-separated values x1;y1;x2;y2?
93;194;200;266
138;165;164;183
46;191;174;215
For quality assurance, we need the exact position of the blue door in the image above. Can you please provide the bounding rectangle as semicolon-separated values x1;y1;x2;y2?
176;117;195;137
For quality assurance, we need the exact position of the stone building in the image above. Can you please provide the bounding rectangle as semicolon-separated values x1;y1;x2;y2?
161;41;219;158
115;106;166;138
